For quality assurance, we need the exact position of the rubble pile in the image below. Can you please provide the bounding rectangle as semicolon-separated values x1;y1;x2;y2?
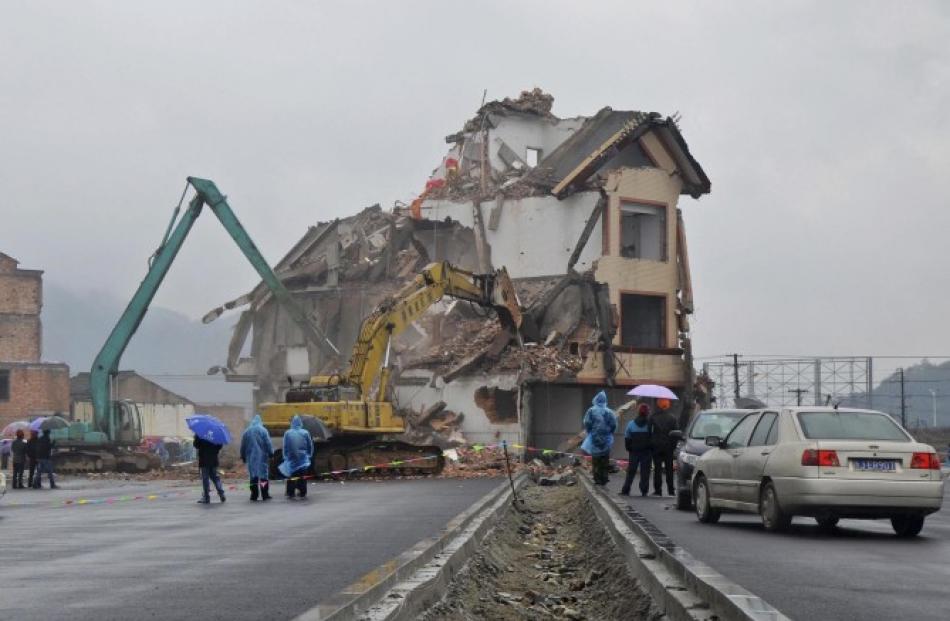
421;482;657;620
398;401;467;449
439;445;516;479
494;343;584;381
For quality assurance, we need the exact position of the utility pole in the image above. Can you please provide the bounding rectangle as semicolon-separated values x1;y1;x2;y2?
733;353;740;401
789;388;809;406
898;367;906;428
929;389;937;428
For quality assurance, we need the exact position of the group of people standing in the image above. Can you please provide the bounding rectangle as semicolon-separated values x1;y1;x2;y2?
582;390;679;497
4;429;57;490
193;414;314;504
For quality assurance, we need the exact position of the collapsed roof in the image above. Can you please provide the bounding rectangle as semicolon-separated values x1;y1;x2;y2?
425;88;710;203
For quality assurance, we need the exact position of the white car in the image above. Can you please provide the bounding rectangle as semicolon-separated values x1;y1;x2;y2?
692;407;944;537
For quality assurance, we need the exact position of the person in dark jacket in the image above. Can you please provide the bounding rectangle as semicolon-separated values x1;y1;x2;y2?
33;428;57;489
194;436;226;504
1;438;9;471
620;404;653;496
650;399;678;496
11;430;27;489
25;430;38;490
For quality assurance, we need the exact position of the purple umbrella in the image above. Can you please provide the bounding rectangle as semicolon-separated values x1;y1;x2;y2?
28;417;48;432
626;384;678;400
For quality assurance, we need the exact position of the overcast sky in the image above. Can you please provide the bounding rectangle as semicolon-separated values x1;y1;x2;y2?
2;1;949;365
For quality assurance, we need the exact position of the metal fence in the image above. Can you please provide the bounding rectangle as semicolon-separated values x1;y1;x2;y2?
703;357;874;409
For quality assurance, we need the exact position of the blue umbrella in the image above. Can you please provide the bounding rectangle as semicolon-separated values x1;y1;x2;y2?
186;415;232;445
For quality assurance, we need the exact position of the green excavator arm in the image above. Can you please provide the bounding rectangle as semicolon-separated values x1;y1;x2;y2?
89;177;338;438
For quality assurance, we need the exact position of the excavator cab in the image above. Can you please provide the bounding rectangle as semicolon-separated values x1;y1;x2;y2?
113;400;144;447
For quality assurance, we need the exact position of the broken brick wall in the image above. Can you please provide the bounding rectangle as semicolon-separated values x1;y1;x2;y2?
0;363;70;430
0;263;43;363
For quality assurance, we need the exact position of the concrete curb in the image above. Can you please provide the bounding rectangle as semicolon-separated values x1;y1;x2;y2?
295;476;523;621
580;475;788;621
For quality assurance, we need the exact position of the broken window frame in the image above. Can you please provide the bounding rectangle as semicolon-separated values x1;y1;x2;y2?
0;369;9;402
618;199;668;262
618;291;667;350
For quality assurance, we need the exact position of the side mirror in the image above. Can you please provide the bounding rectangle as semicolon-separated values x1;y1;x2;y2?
705;435;722;448
669;430;684;441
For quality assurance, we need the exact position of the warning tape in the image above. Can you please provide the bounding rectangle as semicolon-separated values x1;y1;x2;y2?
8;440;629;507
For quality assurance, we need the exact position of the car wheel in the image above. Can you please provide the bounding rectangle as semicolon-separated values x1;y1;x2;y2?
891;515;924;538
675;489;692;511
759;482;792;532
694;476;720;523
815;516;839;530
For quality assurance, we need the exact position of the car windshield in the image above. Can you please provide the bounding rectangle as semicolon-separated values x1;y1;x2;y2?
797;411;909;441
688;412;746;439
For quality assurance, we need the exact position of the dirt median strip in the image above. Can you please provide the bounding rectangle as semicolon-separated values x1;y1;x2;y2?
295;476;518;621
582;475;789;621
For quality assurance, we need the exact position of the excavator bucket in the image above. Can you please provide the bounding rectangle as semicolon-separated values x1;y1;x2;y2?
491;267;523;331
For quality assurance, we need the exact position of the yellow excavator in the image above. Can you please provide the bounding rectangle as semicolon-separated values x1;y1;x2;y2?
259;261;523;476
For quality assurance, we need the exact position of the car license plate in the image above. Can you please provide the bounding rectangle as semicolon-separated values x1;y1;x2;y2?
852;459;896;472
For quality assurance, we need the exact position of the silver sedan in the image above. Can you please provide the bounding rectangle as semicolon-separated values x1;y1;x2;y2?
691;407;944;537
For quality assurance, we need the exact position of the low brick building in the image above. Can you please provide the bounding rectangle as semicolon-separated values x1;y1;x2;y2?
0;252;70;427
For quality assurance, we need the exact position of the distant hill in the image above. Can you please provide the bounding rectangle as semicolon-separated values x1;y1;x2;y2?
41;282;250;406
839;359;950;430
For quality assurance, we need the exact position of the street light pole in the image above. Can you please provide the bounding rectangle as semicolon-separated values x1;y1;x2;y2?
929;389;937;428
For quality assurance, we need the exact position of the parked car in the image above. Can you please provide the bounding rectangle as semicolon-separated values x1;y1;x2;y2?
692;407;945;537
671;409;750;510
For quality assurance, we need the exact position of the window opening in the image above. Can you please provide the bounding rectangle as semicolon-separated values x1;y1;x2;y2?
620;293;665;348
525;147;541;167
620;202;666;261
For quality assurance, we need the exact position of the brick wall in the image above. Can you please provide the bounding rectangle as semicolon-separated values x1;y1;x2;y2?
0;271;42;315
0;315;41;362
0;363;71;429
0;260;43;363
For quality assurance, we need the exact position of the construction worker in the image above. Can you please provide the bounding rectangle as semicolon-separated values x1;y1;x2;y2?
240;415;274;502
650;398;678;496
582;391;617;486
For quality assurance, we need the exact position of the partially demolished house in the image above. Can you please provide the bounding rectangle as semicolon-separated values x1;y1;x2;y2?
206;89;709;458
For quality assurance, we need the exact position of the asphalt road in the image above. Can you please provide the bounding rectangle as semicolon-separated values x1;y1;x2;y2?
0;476;502;620
606;476;950;620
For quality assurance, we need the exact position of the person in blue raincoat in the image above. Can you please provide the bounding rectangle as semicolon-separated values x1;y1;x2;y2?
241;415;275;502
280;415;314;500
582;391;618;486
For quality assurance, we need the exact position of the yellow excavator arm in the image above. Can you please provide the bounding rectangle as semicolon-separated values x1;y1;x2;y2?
342;261;521;400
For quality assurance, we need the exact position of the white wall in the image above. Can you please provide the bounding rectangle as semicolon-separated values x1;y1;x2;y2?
394;370;522;446
423;191;602;277
486;115;585;172
73;401;194;438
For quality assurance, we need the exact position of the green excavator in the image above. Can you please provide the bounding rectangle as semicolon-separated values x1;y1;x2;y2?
52;177;336;472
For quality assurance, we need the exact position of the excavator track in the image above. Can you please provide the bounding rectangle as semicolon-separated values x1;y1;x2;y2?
271;438;444;479
324;439;444;477
52;450;157;473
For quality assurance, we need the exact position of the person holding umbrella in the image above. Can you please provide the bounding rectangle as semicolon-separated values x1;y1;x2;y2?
33;428;57;489
280;415;314;499
187;414;232;504
650;398;678;497
240;415;274;502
